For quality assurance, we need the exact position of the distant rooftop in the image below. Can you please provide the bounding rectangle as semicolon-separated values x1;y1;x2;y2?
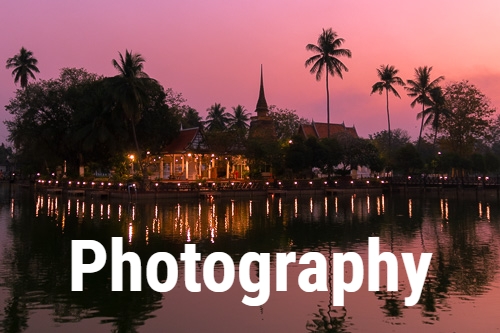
298;121;358;139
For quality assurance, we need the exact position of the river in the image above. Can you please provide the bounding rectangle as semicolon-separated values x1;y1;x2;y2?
0;183;499;332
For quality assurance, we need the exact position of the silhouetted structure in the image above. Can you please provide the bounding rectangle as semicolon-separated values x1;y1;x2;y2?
248;66;277;141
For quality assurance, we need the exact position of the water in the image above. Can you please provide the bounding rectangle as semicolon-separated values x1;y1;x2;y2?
1;184;500;332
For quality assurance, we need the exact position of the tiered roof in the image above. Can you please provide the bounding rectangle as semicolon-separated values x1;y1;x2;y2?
298;121;358;139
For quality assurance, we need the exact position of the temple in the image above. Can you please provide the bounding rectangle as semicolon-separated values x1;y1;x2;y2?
298;121;358;140
158;67;279;181
248;66;277;140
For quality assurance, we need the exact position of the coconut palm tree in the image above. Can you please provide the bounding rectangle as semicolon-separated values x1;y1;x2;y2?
370;65;405;156
5;47;40;89
230;105;250;132
109;50;154;180
405;66;444;149
205;103;231;132
417;86;452;147
305;28;351;138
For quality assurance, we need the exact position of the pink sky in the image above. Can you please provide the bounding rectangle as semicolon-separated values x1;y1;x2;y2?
1;0;500;143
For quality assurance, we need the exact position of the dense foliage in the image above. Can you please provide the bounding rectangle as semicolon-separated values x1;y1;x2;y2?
5;68;180;177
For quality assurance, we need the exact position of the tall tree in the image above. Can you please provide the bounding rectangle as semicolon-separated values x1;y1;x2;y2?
109;50;153;180
418;86;452;147
370;65;405;155
180;106;202;129
205;103;231;132
5;47;40;88
305;28;351;138
230;105;250;132
405;66;444;149
440;81;495;157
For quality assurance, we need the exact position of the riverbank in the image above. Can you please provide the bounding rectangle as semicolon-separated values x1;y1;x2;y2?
15;177;500;202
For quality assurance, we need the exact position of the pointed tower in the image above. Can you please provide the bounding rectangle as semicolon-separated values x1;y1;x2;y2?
248;66;277;140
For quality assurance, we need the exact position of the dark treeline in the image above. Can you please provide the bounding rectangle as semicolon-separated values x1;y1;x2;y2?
3;46;500;181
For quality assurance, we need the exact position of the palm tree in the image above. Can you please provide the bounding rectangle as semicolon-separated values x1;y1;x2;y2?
205;103;231;132
6;47;40;88
109;50;153;180
371;65;405;156
418;86;452;147
230;105;250;131
405;66;444;149
305;28;351;138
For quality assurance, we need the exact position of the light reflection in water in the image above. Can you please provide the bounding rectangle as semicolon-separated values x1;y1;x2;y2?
294;197;298;218
324;197;327;217
128;222;133;244
11;190;500;332
279;197;282;217
10;198;15;218
445;199;449;220
408;199;412;218
367;195;370;214
351;195;355;214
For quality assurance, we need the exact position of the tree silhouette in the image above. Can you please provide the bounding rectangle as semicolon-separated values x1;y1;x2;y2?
405;66;444;149
371;65;405;156
417;86;452;147
205;103;231;132
108;50;155;181
305;28;351;138
6;47;40;89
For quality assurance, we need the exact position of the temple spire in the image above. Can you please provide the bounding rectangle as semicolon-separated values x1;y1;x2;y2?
248;65;277;141
256;65;268;115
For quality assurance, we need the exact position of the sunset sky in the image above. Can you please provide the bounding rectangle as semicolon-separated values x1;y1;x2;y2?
1;0;500;143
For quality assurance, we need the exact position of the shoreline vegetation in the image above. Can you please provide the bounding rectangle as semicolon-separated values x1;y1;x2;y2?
4;36;499;186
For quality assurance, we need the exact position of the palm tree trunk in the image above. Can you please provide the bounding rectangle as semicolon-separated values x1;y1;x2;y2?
326;70;330;138
417;103;425;150
433;126;438;147
130;122;147;184
386;88;391;158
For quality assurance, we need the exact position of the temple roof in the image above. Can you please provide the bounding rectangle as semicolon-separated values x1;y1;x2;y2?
249;66;277;140
298;121;358;139
162;127;205;154
255;65;268;115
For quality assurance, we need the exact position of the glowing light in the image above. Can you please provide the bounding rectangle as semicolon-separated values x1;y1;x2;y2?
278;197;282;217
408;199;412;218
324;196;328;216
381;194;385;213
128;222;133;243
294;197;298;218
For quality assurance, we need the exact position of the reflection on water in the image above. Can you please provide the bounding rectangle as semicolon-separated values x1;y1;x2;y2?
1;184;500;332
